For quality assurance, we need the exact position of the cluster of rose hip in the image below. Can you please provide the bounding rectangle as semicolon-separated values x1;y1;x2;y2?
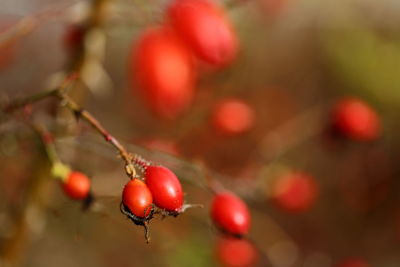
271;97;381;216
130;0;238;120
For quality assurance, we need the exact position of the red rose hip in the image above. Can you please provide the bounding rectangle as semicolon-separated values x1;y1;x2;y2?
122;179;153;218
167;0;238;66
332;97;381;141
216;237;258;267
212;98;255;135
211;192;251;236
272;172;318;213
131;26;195;119
62;171;91;200
144;166;184;212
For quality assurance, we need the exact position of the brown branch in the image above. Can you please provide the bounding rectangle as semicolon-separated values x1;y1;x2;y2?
2;74;138;178
0;1;82;47
56;91;135;175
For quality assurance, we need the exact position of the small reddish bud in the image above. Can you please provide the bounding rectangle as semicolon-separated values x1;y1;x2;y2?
144;166;184;212
272;172;318;213
215;237;258;267
167;0;238;67
212;98;255;135
131;26;195;119
211;192;251;236
332;98;381;141
122;179;153;218
62;171;91;200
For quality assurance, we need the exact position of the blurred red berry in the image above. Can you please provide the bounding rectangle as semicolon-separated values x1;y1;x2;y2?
0;22;17;70
336;258;369;267
332;98;381;141
122;179;153;218
211;192;251;235
63;25;85;53
167;0;238;67
272;172;318;213
212;98;255;135
144;166;184;212
216;237;258;267
62;171;91;200
131;26;195;119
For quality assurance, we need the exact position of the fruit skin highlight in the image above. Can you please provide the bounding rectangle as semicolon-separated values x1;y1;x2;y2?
131;26;195;119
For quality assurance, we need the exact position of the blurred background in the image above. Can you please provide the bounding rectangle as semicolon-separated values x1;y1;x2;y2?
1;0;400;266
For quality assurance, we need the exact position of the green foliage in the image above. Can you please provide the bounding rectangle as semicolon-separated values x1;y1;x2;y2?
321;20;400;108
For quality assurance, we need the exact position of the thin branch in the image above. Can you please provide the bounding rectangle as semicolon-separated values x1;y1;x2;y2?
258;103;328;162
2;74;77;113
56;91;134;172
2;74;138;178
0;0;82;47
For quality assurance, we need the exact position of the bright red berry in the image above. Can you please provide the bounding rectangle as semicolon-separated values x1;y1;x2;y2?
332;98;381;141
272;172;318;213
62;171;91;200
131;26;195;119
212;98;255;135
336;258;369;267
167;0;238;67
122;179;153;218
216;237;258;267
211;192;251;236
144;166;184;212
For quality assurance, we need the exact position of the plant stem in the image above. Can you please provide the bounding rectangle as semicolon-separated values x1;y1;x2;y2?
55;91;134;175
2;74;137;179
3;89;58;113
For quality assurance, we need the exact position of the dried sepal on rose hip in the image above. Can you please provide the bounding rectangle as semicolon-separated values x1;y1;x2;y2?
144;165;184;216
121;178;154;242
211;192;251;236
331;97;381;142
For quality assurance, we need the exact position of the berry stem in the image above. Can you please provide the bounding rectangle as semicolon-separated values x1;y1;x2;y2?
57;90;135;173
